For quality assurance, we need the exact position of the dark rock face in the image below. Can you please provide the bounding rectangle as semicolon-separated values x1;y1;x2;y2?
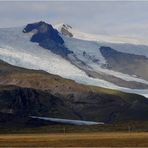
60;24;73;37
100;46;148;80
23;21;64;44
66;92;148;123
39;38;72;57
0;86;77;119
23;21;72;57
100;46;147;61
23;21;43;33
0;85;148;123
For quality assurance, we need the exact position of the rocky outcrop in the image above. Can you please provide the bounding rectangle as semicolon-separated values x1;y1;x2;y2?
100;46;148;80
23;21;73;57
0;85;78;119
23;21;64;44
60;24;73;37
0;85;148;123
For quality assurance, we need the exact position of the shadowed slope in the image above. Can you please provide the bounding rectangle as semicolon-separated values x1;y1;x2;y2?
0;60;148;123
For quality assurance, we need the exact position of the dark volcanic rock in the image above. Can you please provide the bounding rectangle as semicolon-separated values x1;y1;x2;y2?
0;86;77;119
100;46;147;61
0;85;148;123
65;92;148;123
23;21;72;57
39;38;72;57
60;24;73;37
23;21;64;44
100;46;148;80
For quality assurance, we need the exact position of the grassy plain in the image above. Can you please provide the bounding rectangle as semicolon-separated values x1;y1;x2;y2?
0;132;148;147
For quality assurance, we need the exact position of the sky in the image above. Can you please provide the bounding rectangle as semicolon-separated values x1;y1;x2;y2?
1;1;148;40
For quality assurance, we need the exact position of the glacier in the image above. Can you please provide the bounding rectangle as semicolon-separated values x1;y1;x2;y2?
0;26;148;97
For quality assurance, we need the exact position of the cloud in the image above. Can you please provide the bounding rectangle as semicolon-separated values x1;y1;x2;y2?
0;1;148;40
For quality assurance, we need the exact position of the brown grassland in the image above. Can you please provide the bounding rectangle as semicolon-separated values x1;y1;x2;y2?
0;132;148;147
1;121;148;147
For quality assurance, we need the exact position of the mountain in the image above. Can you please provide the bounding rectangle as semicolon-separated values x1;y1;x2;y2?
0;19;148;124
0;59;148;124
0;21;148;98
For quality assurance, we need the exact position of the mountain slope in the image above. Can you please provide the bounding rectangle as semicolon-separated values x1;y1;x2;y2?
100;46;148;80
0;60;148;123
0;21;148;97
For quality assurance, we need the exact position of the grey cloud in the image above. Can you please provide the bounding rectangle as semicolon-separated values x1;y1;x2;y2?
0;1;148;40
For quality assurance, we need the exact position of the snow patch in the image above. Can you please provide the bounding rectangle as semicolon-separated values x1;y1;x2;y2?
30;116;104;125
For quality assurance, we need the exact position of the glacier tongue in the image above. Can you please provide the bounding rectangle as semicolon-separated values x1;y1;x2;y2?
0;27;118;88
54;23;148;58
62;34;148;85
0;27;87;78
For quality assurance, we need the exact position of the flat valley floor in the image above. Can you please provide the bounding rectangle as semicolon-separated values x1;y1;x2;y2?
0;132;148;147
